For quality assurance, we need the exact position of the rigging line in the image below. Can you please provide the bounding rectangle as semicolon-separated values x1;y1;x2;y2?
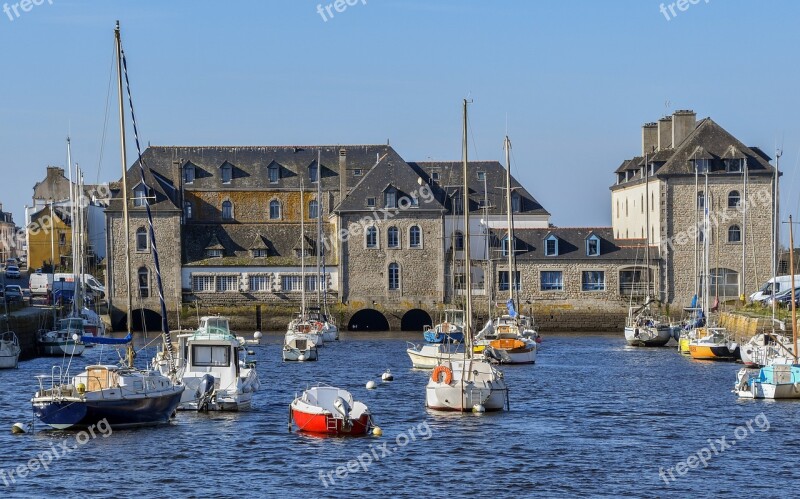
119;46;175;373
96;43;116;186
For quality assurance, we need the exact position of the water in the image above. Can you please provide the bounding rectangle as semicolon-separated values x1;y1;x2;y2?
1;333;798;498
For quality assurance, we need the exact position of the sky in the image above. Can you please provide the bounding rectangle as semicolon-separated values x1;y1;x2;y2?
1;0;799;240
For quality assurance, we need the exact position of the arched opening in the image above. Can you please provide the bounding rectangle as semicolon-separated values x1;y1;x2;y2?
401;309;432;331
347;309;389;331
130;308;163;333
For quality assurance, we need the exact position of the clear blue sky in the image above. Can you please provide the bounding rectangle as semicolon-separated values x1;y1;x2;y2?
1;0;799;238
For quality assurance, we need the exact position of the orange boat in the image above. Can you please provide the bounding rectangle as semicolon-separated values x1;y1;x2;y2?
290;386;371;435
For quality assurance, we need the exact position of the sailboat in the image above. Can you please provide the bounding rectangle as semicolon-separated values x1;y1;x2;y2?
624;153;672;347
474;136;537;364
425;99;509;412
0;290;20;369
284;177;321;360
735;215;800;399
31;21;184;429
309;150;339;342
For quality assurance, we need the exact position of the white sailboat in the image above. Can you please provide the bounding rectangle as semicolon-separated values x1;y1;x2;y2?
311;150;339;342
0;332;21;369
425;99;509;412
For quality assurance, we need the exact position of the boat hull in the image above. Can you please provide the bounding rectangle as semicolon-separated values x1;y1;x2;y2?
38;342;85;357
624;326;672;347
283;347;318;361
406;344;469;369
32;388;184;430
689;344;740;361
0;353;19;369
291;409;370;435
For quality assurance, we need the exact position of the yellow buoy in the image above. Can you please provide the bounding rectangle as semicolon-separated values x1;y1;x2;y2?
77;383;86;395
11;422;26;434
372;426;382;436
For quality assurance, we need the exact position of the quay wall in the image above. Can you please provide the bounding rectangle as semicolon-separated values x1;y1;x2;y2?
4;307;55;359
718;312;798;345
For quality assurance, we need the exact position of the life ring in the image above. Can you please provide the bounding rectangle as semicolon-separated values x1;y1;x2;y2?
431;365;453;384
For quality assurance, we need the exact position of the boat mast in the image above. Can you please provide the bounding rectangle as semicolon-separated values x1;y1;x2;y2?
504;136;516;311
316;150;322;309
115;21;132;333
703;172;710;314
694;153;699;304
773;150;781;322
49;199;55;326
644;153;650;303
300;177;306;318
67;137;78;316
741;158;747;302
484;171;491;320
789;215;797;364
462;99;472;356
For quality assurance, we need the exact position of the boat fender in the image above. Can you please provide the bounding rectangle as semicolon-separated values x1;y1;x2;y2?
483;347;502;363
431;365;453;384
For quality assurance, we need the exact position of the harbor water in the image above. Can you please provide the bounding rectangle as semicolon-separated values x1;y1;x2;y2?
1;332;798;498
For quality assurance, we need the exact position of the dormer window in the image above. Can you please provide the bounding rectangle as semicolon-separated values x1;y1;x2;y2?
695;159;710;173
367;197;376;207
544;235;558;256
133;184;147;207
431;172;440;181
385;188;397;208
501;235;515;257
268;163;280;184
353;169;363;177
221;163;233;184
586;234;600;256
511;193;521;213
410;196;419;207
183;164;195;184
206;249;223;258
309;163;318;183
477;172;485;181
454;231;464;251
726;158;743;173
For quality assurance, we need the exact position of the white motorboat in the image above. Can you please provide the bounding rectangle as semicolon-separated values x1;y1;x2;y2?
37;317;86;356
475;315;537;364
0;331;21;369
735;364;800;399
406;342;471;369
739;332;795;368
153;316;260;411
284;333;318;361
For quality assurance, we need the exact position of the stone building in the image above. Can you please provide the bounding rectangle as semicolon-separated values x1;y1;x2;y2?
611;110;776;304
0;205;19;263
26;205;73;271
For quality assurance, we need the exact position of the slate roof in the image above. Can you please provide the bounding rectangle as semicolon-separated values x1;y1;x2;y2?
408;161;550;216
490;227;659;262
183;223;337;266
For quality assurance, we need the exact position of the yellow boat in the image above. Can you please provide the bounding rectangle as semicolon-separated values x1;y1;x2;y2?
687;327;740;361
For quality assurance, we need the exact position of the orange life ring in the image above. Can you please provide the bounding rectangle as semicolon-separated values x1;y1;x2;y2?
431;365;453;384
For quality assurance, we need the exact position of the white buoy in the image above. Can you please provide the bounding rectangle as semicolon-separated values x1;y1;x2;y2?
253;331;263;340
381;370;394;382
372;426;383;436
11;422;26;434
472;404;486;413
298;354;306;362
366;380;377;390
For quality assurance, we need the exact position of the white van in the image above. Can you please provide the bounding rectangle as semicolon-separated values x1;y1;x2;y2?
53;273;105;299
29;272;53;295
750;275;800;303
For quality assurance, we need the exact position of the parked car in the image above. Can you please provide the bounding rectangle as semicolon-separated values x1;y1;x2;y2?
4;285;23;304
5;266;20;279
764;286;800;307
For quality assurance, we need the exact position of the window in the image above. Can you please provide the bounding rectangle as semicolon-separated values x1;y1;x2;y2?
726;158;743;173
479;199;486;208
387;227;400;248
269;200;281;220
619;268;652;297
582;271;606;291
192;345;230;367
184;201;193;220
641;195;644;214
192;275;215;292
281;275;303;292
728;190;740;208
252;249;268;258
309;163;318;183
221;164;232;184
59;232;66;246
388;263;400;290
728;225;741;243
136;227;148;252
138;267;149;298
366;197;376;207
222;200;233;220
366;226;378;248
586;236;600;256
133;184;147;207
698;192;705;209
353;169;363;177
183;165;195;184
545;236;558;256
431;172;440;181
410;196;419;207
385;189;397;208
501;236;515;257
305;275;318;292
511;193;521;213
268;163;279;183
541;271;564;291
409;226;421;248
309;200;319;219
249;275;270;291
216;275;239;292
206;249;223;258
710;268;740;298
498;271;521;291
454;231;464;251
695;159;710;173
477;171;485;181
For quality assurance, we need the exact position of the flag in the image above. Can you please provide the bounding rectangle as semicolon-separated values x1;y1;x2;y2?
506;298;516;318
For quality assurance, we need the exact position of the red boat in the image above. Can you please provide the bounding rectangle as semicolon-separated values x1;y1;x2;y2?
290;386;371;435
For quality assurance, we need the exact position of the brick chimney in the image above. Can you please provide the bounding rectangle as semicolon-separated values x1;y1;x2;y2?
338;148;347;196
671;110;696;148
657;116;672;151
642;122;658;156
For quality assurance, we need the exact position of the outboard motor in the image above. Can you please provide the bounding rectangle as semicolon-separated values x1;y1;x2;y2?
333;396;352;429
196;374;216;412
483;346;502;364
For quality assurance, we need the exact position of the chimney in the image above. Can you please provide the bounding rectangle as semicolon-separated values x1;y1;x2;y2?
672;110;696;148
657;116;672;151
642;122;658;156
338;148;347;196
